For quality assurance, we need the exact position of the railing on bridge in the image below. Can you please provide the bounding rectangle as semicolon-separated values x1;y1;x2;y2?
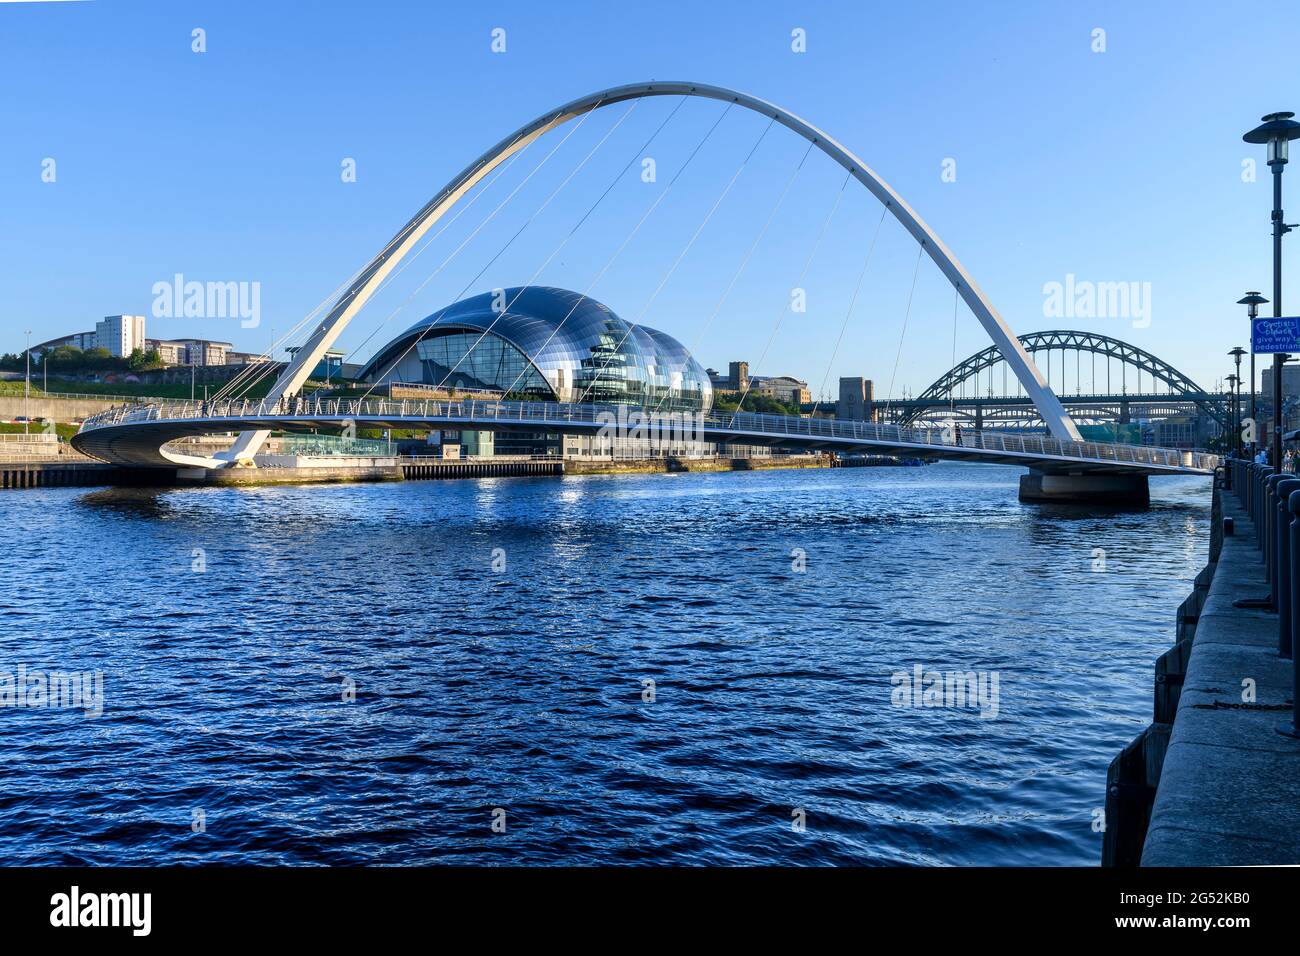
77;396;1220;472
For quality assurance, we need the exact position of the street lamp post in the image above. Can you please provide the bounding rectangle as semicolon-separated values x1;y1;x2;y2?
1235;375;1244;455
1247;113;1300;740
23;330;31;435
1227;372;1241;457
1238;293;1268;454
1229;346;1246;455
1244;112;1300;467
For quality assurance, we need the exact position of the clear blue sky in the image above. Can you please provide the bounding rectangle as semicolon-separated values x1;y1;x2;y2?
1;0;1295;398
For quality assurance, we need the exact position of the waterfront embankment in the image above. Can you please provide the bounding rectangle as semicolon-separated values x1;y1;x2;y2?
1104;476;1300;865
0;461;172;489
1;453;832;489
564;454;831;476
0;394;131;422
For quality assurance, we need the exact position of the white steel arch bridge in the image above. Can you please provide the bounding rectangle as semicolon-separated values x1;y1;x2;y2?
72;82;1217;498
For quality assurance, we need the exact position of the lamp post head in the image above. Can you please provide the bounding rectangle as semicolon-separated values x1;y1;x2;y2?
1239;291;1269;318
1228;373;1240;387
1244;112;1300;165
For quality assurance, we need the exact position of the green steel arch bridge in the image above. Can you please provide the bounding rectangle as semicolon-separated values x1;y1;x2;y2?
883;331;1230;435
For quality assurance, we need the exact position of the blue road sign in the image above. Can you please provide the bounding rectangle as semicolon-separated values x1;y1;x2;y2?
1252;316;1300;354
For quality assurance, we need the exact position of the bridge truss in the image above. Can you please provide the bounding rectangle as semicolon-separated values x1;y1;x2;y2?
895;330;1229;433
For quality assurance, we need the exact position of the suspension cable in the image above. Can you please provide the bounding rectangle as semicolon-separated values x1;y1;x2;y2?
948;285;959;417
334;107;594;371
212;268;370;403
351;100;612;402
336;104;636;405
651;139;815;415
395;97;665;398
574;107;771;406
883;241;925;422
211;122;544;403
493;98;728;401
365;97;683;403
810;204;888;418
729;168;852;417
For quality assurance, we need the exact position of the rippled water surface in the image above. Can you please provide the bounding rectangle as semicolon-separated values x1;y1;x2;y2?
0;463;1211;865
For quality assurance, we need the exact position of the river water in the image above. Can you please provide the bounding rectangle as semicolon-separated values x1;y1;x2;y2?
0;462;1210;865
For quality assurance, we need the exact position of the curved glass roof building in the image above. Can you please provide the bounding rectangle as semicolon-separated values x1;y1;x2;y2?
358;286;712;412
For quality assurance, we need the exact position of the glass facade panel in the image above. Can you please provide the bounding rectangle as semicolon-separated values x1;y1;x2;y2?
414;330;552;397
360;287;713;413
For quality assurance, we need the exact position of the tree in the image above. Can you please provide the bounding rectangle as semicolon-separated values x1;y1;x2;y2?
82;347;116;372
126;347;162;371
713;392;799;416
45;345;84;368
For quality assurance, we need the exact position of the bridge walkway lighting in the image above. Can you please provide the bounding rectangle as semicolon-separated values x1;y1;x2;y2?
1243;111;1300;469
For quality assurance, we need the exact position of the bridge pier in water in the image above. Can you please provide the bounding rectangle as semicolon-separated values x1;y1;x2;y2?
1017;469;1150;506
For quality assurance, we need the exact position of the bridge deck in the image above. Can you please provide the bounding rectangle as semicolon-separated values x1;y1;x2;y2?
71;397;1219;477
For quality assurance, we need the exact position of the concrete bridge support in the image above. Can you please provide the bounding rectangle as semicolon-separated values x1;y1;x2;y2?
1018;469;1150;505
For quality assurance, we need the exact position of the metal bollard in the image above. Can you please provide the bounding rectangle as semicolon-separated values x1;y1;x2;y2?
1247;463;1255;533
1277;478;1300;658
1263;470;1274;590
1250;464;1260;546
1282;489;1300;739
1253;463;1263;546
1258;466;1267;560
1259;466;1274;554
1268;474;1285;596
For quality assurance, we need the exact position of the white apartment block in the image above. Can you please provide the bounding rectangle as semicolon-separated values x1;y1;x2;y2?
94;315;147;358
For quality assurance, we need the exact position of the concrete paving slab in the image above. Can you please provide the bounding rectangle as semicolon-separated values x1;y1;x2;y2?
1145;740;1300;853
1142;823;1300;867
1176;643;1294;696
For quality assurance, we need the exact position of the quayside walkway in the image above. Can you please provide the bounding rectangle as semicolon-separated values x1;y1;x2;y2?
1111;464;1300;865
